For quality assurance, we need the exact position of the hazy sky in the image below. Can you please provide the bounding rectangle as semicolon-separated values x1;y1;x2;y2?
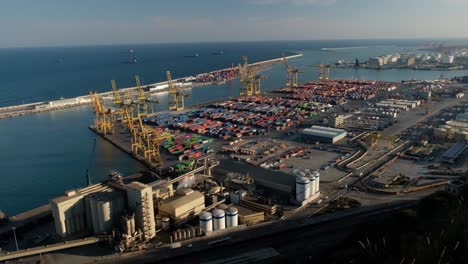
1;0;467;47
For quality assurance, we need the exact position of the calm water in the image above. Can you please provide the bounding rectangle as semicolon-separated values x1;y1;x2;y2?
1;40;467;215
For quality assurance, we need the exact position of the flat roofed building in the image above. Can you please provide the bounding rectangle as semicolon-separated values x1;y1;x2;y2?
158;188;205;225
236;205;265;226
301;126;347;144
442;142;467;163
50;183;114;237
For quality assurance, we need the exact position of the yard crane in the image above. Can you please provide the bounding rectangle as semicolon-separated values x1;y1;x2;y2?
239;56;256;96
111;80;123;105
167;70;190;111
110;80;133;123
308;64;332;80
283;54;302;87
253;72;267;95
90;91;114;135
130;114;173;167
134;75;159;117
369;132;398;149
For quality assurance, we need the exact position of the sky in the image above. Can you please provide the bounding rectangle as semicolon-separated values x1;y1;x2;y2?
0;0;467;48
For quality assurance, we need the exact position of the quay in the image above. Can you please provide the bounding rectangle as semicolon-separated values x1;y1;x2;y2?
0;54;303;120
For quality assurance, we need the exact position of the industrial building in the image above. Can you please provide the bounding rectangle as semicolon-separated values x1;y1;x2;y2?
446;180;465;196
125;181;156;240
442;142;467;163
376;99;420;111
301;126;347;144
51;174;157;241
85;191;125;234
158;188;205;225
50;183;120;237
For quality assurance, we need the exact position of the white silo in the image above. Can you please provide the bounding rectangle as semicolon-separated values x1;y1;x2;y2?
212;209;226;230
309;177;317;196
226;207;238;228
161;217;170;231
315;174;320;194
296;176;311;202
199;211;213;233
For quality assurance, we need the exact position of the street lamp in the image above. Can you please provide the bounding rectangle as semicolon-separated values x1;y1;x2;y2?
12;227;19;251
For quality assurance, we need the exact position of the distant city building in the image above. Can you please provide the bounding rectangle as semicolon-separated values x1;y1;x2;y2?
442;55;455;64
368;57;384;67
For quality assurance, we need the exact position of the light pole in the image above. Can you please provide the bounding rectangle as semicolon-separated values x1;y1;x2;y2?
12;227;19;251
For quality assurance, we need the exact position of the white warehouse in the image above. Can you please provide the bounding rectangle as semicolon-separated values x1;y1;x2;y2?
301;126;347;144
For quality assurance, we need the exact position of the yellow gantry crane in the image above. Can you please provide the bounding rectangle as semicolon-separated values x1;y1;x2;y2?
283;54;302;87
167;71;190;111
90;91;114;135
239;56;264;96
135;75;159;117
131;114;173;167
319;64;331;81
253;72;267;95
369;132;398;149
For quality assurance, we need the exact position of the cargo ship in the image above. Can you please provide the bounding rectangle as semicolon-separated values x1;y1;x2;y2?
184;53;199;58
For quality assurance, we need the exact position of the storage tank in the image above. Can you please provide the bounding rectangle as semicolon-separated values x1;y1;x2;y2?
98;200;112;232
199;211;213;233
315;174;320;194
161;217;170;231
226;207;239;228
433;128;446;139
212;209;226;230
156;215;162;229
296;176;311;202
309;177;317;196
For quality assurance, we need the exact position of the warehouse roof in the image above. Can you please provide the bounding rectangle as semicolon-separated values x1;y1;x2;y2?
160;189;204;210
442;142;467;161
302;126;347;139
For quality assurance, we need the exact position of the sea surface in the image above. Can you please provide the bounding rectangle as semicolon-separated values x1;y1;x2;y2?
1;39;467;215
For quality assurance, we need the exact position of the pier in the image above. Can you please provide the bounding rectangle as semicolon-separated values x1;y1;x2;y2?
0;54;302;120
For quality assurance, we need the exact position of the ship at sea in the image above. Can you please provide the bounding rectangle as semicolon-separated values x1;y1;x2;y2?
184;53;199;58
212;50;224;55
122;49;138;64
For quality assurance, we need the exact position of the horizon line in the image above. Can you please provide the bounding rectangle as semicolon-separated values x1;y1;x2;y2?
2;37;468;50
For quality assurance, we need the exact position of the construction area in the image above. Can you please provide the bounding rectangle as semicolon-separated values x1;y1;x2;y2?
1;55;467;263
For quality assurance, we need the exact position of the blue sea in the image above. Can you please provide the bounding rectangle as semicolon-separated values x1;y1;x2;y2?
1;39;467;215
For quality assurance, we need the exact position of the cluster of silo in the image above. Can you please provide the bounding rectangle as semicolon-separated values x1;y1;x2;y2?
85;191;125;234
121;213;136;237
294;169;320;203
199;206;238;233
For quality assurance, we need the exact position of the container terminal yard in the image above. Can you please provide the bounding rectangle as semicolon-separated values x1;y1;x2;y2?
0;54;467;263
